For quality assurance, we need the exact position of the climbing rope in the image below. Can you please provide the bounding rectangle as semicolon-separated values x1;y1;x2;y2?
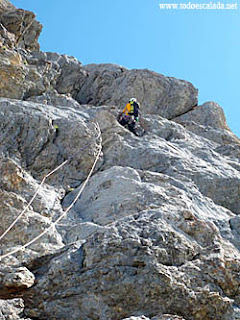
0;159;69;243
0;122;102;259
0;121;101;243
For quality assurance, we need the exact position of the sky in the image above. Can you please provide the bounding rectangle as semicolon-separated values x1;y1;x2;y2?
11;0;240;137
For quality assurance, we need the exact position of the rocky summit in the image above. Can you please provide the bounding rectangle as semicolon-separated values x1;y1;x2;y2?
0;1;240;319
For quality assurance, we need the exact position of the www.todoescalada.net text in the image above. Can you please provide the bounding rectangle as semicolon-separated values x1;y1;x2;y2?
159;2;237;9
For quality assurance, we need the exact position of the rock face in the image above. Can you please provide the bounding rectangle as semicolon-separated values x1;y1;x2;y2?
0;48;87;100
0;298;31;320
0;48;27;99
0;156;64;265
173;101;239;145
0;0;42;50
122;316;187;320
174;101;227;130
0;2;43;99
0;0;15;14
77;64;198;119
1;2;240;320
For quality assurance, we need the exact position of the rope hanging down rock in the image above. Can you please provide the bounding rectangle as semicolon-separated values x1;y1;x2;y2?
0;159;69;243
0;122;102;260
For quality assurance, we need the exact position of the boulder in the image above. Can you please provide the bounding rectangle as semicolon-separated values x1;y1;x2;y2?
174;102;228;130
1;266;35;291
77;64;198;119
173;101;239;145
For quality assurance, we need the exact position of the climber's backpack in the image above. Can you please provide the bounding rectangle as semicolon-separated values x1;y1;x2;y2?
132;101;139;118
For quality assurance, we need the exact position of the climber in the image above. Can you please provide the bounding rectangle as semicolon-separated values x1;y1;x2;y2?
118;98;140;134
122;98;140;121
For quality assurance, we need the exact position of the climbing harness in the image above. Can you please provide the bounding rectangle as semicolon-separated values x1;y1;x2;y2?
118;113;145;137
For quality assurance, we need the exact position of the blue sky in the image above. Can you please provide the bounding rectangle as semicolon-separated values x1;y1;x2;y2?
12;0;240;137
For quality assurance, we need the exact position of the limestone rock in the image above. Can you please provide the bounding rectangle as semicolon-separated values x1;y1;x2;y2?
122;316;187;320
0;156;63;217
59;221;109;244
1;93;240;319
0;6;42;51
77;64;198;118
63;165;233;245
63;166;144;225
0;0;15;14
24;51;87;98
0;47;49;100
94;111;240;214
215;143;240;173
0;97;102;265
122;317;150;320
152;316;187;320
53;53;87;97
0;156;64;265
0;188;64;265
23;202;237;320
0;48;27;99
173;101;239;145
0;298;31;320
1;266;35;291
174;102;227;129
27;89;82;110
22;160;240;319
0;5;240;318
0;47;88;100
0;98;102;187
0;22;15;47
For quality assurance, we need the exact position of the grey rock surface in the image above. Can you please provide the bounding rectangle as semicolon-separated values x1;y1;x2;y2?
23;204;237;320
17;106;240;319
0;0;15;14
122;316;187;320
0;48;27;99
0;98;102;187
1;2;240;319
0;187;64;265
1;97;240;319
0;298;32;319
25;51;88;99
173;101;239;145
77;64;198;119
0;22;15;47
0;298;22;319
174;101;228;129
93;110;240;214
0;266;35;297
0;3;42;51
0;47;87;100
0;96;102;266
